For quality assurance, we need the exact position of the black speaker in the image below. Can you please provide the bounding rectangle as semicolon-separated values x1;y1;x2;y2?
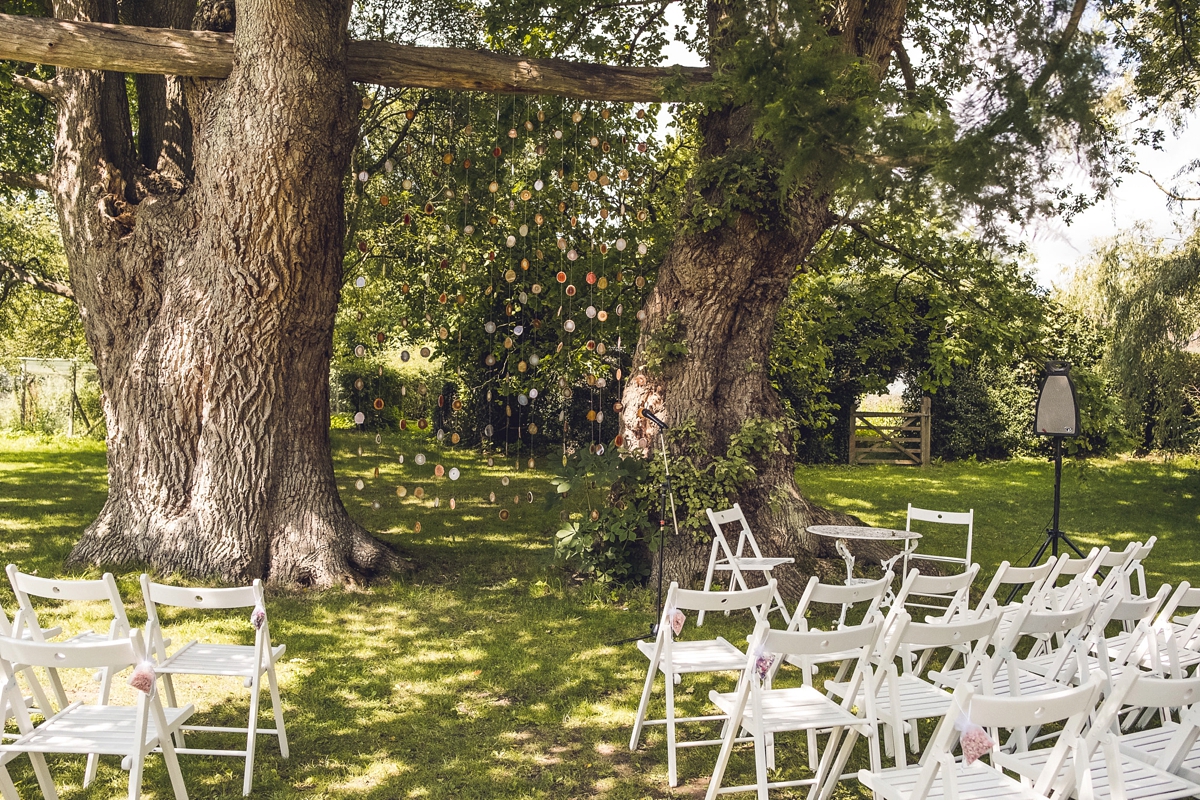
1033;361;1080;437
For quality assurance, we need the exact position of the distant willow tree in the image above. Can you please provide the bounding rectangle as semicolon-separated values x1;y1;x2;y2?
0;0;1118;591
1066;228;1200;452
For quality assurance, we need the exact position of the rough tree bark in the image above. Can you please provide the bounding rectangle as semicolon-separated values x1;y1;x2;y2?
53;0;399;586
620;0;909;598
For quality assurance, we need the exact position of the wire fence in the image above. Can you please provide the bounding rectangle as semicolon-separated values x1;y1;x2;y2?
0;358;100;436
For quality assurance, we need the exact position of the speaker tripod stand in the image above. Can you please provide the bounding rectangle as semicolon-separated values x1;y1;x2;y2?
1028;437;1086;564
1006;437;1085;604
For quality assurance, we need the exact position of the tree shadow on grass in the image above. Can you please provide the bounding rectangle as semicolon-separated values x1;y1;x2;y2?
0;442;107;577
8;440;1123;798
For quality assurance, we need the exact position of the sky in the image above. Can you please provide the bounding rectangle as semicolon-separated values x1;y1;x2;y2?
655;7;1200;292
1022;126;1198;290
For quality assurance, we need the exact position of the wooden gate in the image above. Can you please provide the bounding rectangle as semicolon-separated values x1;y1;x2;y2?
848;397;931;466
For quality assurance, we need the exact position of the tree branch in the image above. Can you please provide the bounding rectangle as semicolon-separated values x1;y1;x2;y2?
834;214;1010;325
623;0;672;66
0;259;75;300
892;40;916;98
1139;169;1200;202
11;73;61;101
0;13;712;102
1170;0;1200;74
1029;0;1089;96
834;215;948;280
0;171;50;191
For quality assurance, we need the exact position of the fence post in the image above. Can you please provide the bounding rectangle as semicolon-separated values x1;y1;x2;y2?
18;359;26;427
848;402;857;465
920;396;932;467
67;361;76;437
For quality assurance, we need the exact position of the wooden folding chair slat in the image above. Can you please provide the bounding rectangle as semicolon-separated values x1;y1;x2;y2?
629;580;775;789
928;597;1096;705
706;616;902;800
0;603;56;726
157;642;287;677
6;703;194;754
780;572;894;771
1008;745;1200;800
1001;671;1200;800
858;677;1106;800
1114;675;1200;787
6;564;134;788
892;504;974;578
829;610;1002;764
1122;725;1200;785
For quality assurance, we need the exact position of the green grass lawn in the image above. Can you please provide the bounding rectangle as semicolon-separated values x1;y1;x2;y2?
800;457;1200;590
0;434;1197;798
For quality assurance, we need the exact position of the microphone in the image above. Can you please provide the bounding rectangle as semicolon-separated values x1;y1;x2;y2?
641;409;669;429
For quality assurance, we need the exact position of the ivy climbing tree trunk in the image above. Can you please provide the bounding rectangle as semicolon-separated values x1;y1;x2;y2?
618;109;861;597
54;0;400;586
619;0;908;598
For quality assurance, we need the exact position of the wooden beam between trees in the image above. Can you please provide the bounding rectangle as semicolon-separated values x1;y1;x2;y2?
0;14;711;102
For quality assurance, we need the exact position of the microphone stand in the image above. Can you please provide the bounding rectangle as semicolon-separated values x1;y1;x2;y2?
608;413;682;646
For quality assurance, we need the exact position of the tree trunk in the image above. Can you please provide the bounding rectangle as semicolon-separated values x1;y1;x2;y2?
55;0;401;586
619;0;909;598
619;107;867;598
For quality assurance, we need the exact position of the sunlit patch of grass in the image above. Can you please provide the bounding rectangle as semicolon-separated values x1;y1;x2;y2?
0;437;1197;797
800;456;1200;589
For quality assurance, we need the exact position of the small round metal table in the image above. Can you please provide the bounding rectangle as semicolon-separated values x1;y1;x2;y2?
806;525;921;586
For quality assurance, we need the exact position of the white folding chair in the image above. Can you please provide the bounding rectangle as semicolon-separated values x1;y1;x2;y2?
1047;546;1107;603
812;568;923;680
6;565;133;785
0;603;57;730
974;557;1059;618
1120;675;1200;784
889;504;974;576
6;566;132;703
1126;582;1200;676
141;576;289;797
1003;670;1200;800
1119;537;1158;602
706;615;902;800
630;580;775;787
788;571;893;632
783;572;893;769
858;676;1105;800
827;610;1003;764
1090;585;1176;681
0;631;193;800
1029;547;1110;659
897;561;979;623
699;504;793;625
1021;551;1170;684
1043;544;1135;614
919;560;1058;684
928;599;1098;719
